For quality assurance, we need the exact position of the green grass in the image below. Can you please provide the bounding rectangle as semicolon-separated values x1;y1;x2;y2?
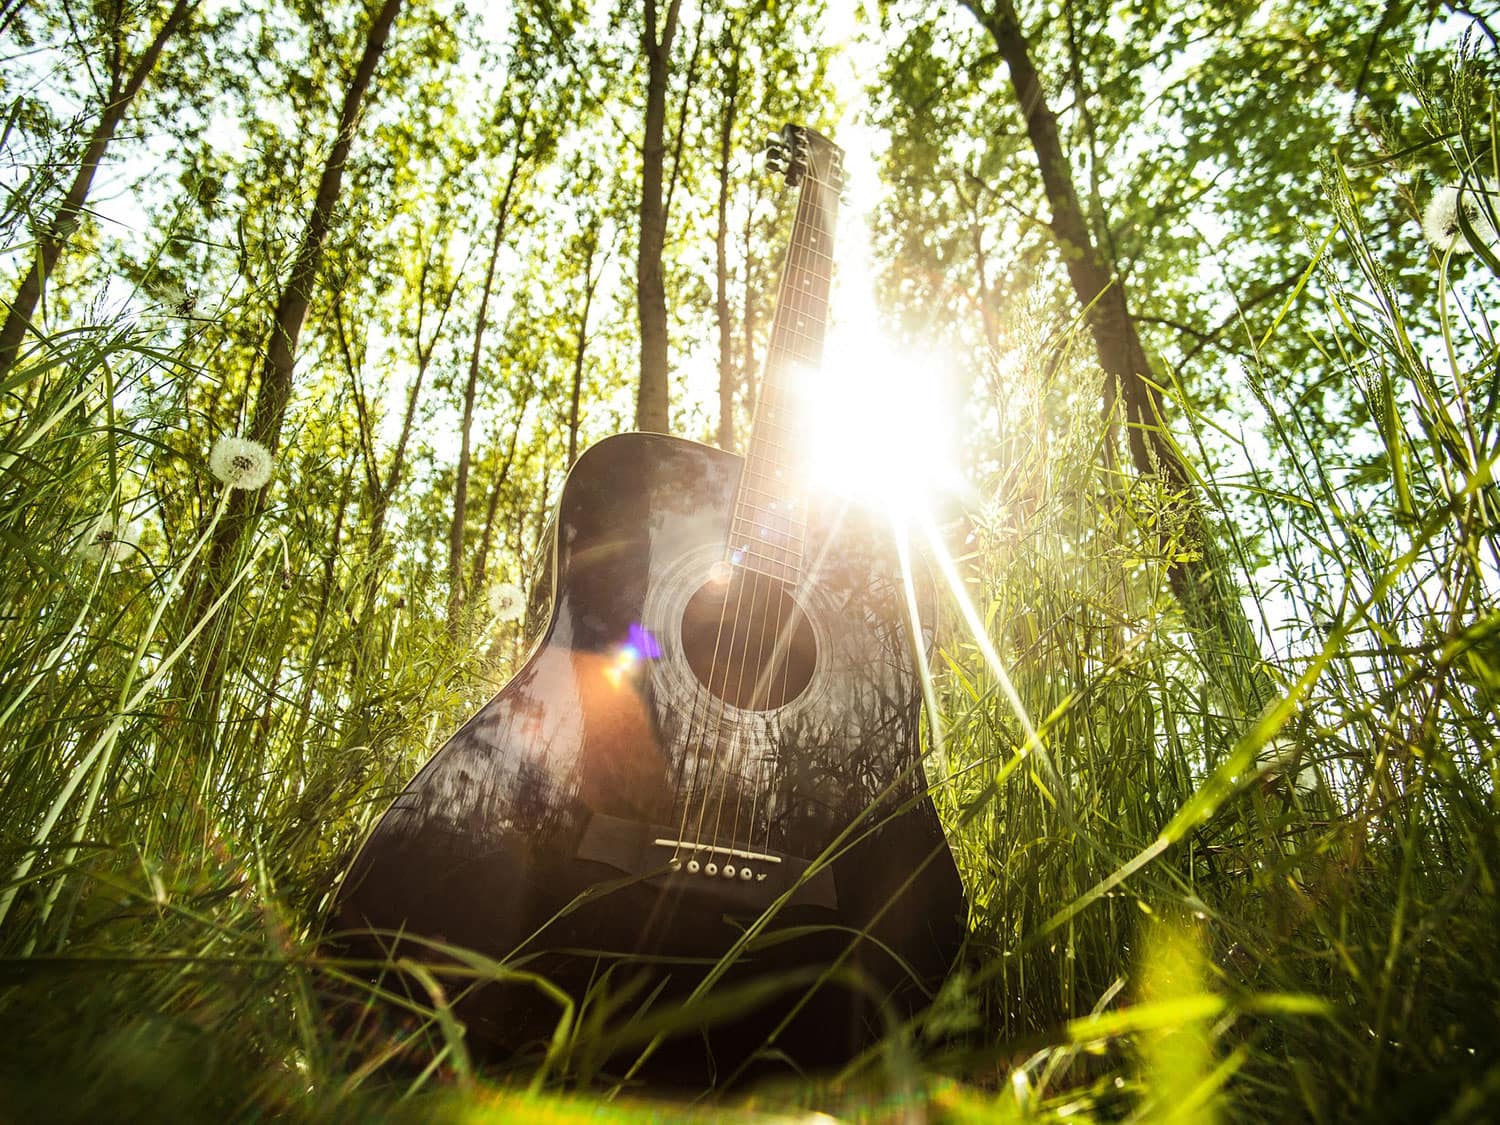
3;97;1500;1125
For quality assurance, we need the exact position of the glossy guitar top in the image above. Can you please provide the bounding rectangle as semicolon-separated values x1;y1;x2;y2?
333;431;967;1078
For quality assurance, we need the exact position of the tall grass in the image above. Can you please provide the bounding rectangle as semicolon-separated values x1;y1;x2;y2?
2;86;1499;1125
919;114;1500;1119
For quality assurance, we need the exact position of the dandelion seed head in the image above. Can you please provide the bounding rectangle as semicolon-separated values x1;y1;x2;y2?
488;582;526;623
153;283;198;316
209;435;274;490
1422;178;1498;255
78;514;142;566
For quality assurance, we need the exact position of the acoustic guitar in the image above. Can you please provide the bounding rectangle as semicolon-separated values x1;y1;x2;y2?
333;124;967;1080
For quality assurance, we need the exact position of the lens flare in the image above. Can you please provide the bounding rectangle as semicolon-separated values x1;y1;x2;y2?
800;314;961;524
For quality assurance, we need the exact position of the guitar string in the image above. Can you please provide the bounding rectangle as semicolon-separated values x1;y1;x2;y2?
688;155;831;867
671;141;820;861
752;171;841;858
726;461;800;857
703;172;822;861
690;168;817;862
720;170;837;865
732;182;829;862
761;496;849;857
707;538;768;855
716;438;804;856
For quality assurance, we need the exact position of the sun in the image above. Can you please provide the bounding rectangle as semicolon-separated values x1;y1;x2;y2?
782;126;964;527
801;325;960;525
795;215;961;526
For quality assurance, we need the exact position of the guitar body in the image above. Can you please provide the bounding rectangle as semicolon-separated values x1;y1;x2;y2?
335;431;966;1076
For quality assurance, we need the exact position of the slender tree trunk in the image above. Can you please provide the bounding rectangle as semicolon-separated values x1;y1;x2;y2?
739;199;757;420
245;0;404;464
0;0;197;374
713;28;741;452
183;0;404;704
567;219;603;467
448;137;529;626
206;0;402;559
469;384;531;597
661;2;706;228
634;0;683;433
963;0;1278;714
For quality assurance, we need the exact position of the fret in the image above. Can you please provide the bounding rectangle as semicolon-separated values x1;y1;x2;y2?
741;464;800;499
730;538;805;565
730;498;805;532
726;546;801;584
744;416;799;445
788;243;834;265
730;503;803;531
739;478;802;511
730;527;805;556
730;514;805;545
731;491;803;520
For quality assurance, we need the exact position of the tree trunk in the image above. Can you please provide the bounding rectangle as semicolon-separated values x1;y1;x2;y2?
634;0;683;433
713;27;741;452
469;384;532;598
739;198;758;420
448;134;529;626
0;0;197;374
183;0;404;705
963;0;1278;715
205;0;402;562
244;0;404;465
567;217;603;467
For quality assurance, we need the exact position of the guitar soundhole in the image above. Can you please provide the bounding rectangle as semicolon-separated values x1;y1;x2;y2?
681;570;816;711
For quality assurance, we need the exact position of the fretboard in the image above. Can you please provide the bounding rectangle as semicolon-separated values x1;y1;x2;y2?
727;171;840;584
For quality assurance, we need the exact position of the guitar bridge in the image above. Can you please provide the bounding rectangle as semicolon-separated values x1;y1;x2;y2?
574;813;836;910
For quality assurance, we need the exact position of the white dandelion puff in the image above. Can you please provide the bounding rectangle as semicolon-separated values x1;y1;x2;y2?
488;582;526;623
151;283;198;316
1422;178;1498;255
208;435;274;490
78;514;142;566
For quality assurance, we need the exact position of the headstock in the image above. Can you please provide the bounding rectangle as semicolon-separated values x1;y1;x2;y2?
765;123;845;194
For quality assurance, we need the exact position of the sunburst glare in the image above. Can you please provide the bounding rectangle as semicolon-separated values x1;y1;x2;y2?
797;166;962;525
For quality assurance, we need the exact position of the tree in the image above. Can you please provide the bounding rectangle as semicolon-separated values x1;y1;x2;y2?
632;0;683;432
447;101;545;626
185;0;406;703
874;0;1482;717
0;0;199;374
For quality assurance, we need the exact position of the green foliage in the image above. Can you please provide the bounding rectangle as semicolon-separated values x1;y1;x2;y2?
1;0;1500;1121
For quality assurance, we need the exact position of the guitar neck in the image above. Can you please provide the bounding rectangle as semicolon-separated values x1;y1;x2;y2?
729;167;841;583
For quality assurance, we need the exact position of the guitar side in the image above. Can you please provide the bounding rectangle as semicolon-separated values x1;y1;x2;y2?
333;431;966;1071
